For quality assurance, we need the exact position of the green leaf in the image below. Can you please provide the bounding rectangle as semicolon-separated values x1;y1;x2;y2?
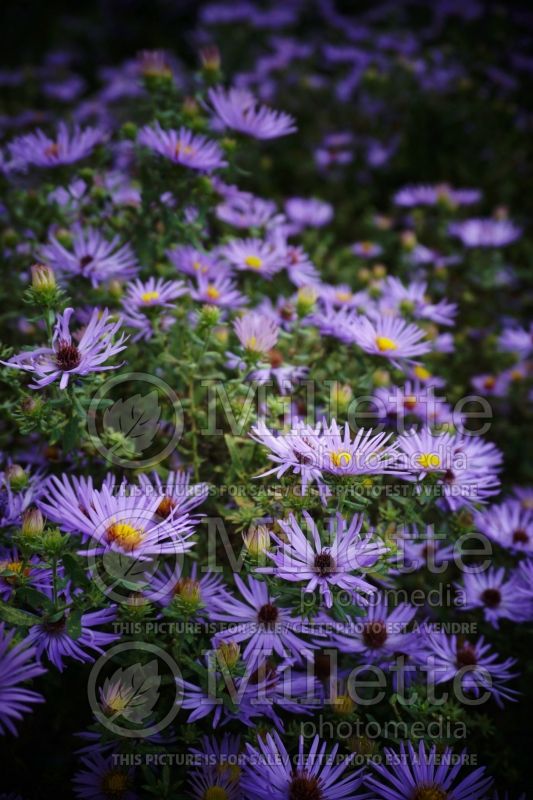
0;599;39;626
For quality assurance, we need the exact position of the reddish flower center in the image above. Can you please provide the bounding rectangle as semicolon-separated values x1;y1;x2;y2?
257;603;279;627
289;772;323;800
314;551;335;576
456;644;477;668
481;588;501;608
55;341;81;371
513;528;529;544
156;496;177;518
362;620;388;649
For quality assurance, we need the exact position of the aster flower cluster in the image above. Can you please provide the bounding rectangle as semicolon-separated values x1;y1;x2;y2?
0;2;532;799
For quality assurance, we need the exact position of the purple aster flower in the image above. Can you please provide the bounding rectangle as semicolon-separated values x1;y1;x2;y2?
37;226;139;287
284;197;334;230
449;218;522;247
137;123;227;171
397;428;456;478
306;304;362;345
279;242;321;287
73;752;136;800
188;734;242;800
457;567;531;627
322;593;420;669
351;241;383;258
498;324;533;359
378;277;457;326
120;277;188;340
27;605;119;671
318;285;368;310
167;245;223;278
350;313;431;363
220;237;284;277
37;473;114;532
211;574;318;667
233;311;279;355
251;418;402;500
0;464;44;528
366;739;493;800
424;629;518;707
248;361;308;395
2;307;127;390
217;192;278;228
146;561;225;609
208;86;296;139
474;499;533;555
392;524;456;574
242;732;367;800
8;123;104;169
0;624;45;735
258;511;386;609
136;468;208;518
189;272;247;308
394;183;482;207
314;132;354;170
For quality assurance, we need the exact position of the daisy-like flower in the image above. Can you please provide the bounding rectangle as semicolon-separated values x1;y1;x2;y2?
397;427;456;477
120;277;188;341
56;482;196;560
323;594;420;669
350;313;431;363
474;499;533;555
217;192;278;228
449;218;522;247
379;276;457;326
220;237;284;277
241;732;367;800
0;624;45;735
498;324;533;359
211;574;317;667
190;272;247;308
250;418;402;500
351;241;383;258
208;86;296;139
258;511;386;608
73;752;136;800
167;245;222;278
392;524;456;574
306;304;361;345
284;197;334;230
394;183;481;207
424;629;518;707
136;468;208;518
27;605;119;671
233;311;279;355
146;561;225;608
457;567;531;628
37;226;139;287
188;734;242;800
366;739;493;800
2;307;127;389
37;473;114;533
8;122;104;169
137;123;227;171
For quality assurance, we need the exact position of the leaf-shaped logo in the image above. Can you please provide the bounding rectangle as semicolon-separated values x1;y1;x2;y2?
103;390;161;453
101;550;156;591
102;660;161;726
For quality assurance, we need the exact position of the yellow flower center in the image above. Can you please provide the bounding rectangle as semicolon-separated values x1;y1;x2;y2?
412;786;448;800
417;452;441;469
333;693;355;715
376;336;398;351
414;365;431;380
404;394;418;410
141;290;160;303
360;240;374;252
330;450;352;468
336;290;352;302
175;143;194;157
206;285;221;300
244;255;263;270
101;769;130;796
193;260;208;273
105;522;145;552
203;788;228;800
0;560;29;584
245;335;258;351
216;763;241;782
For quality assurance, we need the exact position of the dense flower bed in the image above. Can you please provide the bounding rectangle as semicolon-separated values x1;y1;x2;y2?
0;1;532;797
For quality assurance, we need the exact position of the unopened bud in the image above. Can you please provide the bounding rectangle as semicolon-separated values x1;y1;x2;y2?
296;286;317;316
243;524;271;558
21;508;44;537
5;464;28;491
217;640;240;669
31;264;56;293
200;44;221;73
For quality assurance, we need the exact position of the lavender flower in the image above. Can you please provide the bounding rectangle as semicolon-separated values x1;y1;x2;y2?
258;511;386;608
38;226;139;287
220;237;284;277
474;499;533;555
9;123;104;169
138;123;227;171
394;183;481;207
2;307;128;389
242;732;367;800
233;311;279;355
449;218;522;247
366;740;493;800
458;567;531;627
350;313;431;363
73;752;136;800
208;86;296;139
190;272;247;308
0;624;45;734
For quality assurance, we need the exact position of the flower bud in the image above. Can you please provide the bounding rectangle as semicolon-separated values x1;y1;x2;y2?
31;264;56;293
5;464;28;491
372;369;391;387
333;693;356;716
199;304;221;328
200;44;221;73
173;577;202;610
20;396;42;416
296;286;317;316
21;508;44;537
243;524;271;558
400;230;417;251
216;640;241;669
